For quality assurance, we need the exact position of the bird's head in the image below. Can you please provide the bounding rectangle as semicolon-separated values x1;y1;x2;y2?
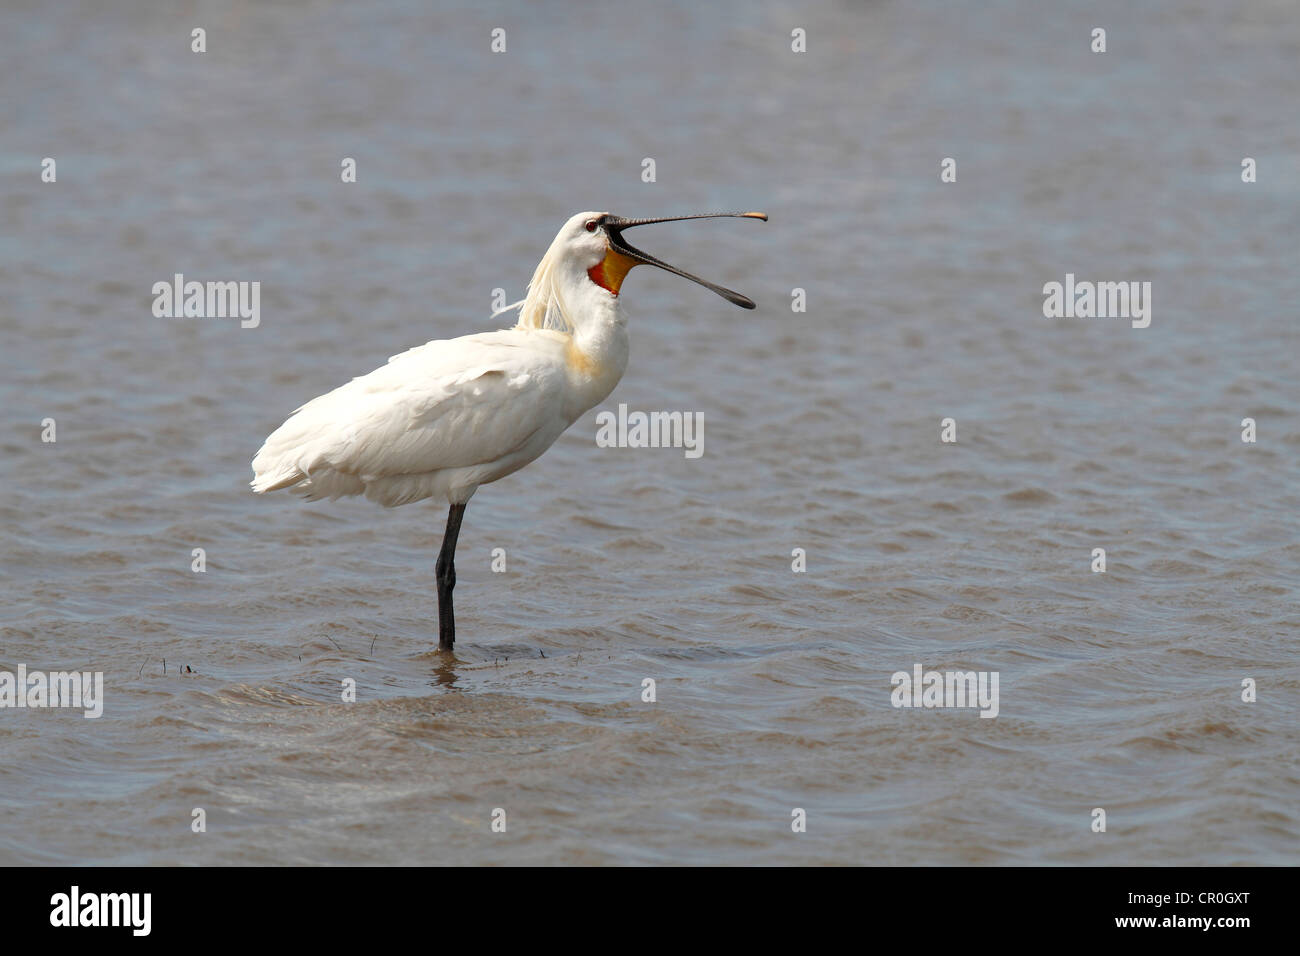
558;210;767;310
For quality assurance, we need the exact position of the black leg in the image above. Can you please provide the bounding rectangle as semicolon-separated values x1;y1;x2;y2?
435;502;466;651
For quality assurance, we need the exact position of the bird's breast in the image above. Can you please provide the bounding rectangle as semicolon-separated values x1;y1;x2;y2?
561;324;628;419
564;337;601;377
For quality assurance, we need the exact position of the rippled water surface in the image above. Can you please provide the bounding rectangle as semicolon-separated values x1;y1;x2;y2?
1;0;1297;864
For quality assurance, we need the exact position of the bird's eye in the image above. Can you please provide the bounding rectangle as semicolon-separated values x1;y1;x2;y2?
584;219;598;233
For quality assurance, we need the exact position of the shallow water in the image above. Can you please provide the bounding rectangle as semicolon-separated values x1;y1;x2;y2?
1;0;1297;864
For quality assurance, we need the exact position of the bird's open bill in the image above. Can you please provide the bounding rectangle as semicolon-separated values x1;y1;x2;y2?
601;211;767;309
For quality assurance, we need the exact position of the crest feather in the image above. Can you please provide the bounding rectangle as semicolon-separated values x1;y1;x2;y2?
494;233;576;333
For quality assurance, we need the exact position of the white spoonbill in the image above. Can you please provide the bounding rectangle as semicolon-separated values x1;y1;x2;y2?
251;210;767;650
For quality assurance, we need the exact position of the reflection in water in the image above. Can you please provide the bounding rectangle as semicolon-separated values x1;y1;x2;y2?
428;656;460;690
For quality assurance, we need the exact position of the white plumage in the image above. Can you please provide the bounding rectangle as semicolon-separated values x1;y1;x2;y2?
252;328;577;506
251;213;631;508
250;209;764;650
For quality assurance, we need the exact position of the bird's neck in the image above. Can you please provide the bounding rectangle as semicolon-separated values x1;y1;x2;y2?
565;292;629;413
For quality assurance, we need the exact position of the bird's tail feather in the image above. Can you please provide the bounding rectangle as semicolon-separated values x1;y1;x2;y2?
250;466;306;494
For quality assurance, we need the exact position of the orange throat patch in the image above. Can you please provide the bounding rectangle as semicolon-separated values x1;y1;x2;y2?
587;247;638;296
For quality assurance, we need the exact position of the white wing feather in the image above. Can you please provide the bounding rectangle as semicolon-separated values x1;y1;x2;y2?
251;329;571;506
